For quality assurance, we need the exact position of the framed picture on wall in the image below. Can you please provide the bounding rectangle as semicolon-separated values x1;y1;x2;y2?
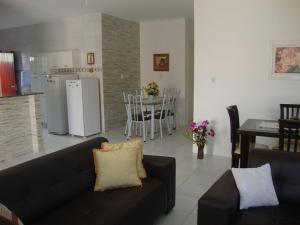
270;41;300;80
153;53;169;71
87;52;95;65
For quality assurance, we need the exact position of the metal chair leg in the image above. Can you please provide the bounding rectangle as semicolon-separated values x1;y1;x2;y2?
124;120;128;136
159;120;163;139
139;123;142;137
142;121;146;142
166;117;172;135
127;120;132;140
173;114;176;130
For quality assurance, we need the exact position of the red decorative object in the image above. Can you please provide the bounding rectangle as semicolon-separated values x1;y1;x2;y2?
0;53;16;97
153;54;169;71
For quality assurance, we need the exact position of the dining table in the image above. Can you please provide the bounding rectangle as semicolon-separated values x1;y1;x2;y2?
237;119;279;168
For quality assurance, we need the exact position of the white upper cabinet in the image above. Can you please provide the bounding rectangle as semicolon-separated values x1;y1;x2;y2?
31;53;49;75
48;50;81;70
32;50;81;75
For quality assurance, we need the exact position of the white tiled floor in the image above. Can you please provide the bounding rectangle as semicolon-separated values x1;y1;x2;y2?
0;127;231;225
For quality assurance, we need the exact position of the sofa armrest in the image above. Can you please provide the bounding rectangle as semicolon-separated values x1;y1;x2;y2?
197;170;239;225
143;155;176;213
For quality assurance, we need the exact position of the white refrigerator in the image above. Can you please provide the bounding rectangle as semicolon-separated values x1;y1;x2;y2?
66;78;101;137
45;74;78;134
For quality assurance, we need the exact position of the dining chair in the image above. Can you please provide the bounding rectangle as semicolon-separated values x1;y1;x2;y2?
278;119;300;152
280;104;300;120
226;105;268;167
127;94;151;142
271;104;300;150
123;91;130;136
134;88;144;97
165;88;180;130
154;94;172;139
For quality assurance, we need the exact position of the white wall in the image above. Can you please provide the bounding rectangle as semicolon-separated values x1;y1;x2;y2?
185;19;194;124
140;18;188;126
194;0;300;157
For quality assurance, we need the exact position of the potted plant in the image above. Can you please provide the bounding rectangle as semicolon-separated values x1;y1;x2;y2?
185;120;215;159
144;82;159;99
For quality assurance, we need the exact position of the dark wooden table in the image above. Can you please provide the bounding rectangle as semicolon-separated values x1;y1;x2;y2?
237;119;279;168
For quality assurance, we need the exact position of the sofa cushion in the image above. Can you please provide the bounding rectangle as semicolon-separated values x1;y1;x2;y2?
101;138;147;179
93;148;142;191
232;204;300;225
30;178;167;225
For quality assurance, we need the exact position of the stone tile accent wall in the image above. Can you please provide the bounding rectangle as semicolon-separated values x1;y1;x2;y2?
0;94;43;161
102;14;140;130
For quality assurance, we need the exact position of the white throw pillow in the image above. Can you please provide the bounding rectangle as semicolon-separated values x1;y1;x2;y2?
232;164;279;210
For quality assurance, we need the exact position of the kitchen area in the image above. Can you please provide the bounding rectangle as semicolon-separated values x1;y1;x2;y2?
0;49;102;165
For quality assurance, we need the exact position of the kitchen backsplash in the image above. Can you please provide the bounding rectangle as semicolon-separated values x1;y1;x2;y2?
50;67;102;74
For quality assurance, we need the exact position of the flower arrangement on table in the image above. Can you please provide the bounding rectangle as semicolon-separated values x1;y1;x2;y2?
185;120;215;159
144;82;159;97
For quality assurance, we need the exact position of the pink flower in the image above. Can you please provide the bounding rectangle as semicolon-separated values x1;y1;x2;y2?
190;122;196;129
202;120;209;126
209;129;215;137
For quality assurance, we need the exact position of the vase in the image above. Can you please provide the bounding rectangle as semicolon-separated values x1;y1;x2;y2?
149;95;154;100
197;145;204;159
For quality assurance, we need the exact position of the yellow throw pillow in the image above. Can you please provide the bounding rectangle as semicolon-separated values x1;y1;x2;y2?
93;148;142;191
101;139;147;179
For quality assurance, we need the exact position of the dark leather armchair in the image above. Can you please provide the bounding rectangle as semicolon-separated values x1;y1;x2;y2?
197;149;300;225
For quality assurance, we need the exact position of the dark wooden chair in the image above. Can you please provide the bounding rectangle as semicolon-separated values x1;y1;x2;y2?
278;119;300;152
227;105;268;167
280;104;300;120
226;105;240;167
272;104;300;150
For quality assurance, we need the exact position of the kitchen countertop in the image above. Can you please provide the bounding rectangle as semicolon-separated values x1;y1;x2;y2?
0;92;44;99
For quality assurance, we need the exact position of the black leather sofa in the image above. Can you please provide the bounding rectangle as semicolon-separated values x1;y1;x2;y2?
0;137;176;225
197;149;300;225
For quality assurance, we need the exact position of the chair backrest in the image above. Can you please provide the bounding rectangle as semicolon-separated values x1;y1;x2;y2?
166;88;180;114
280;104;300;120
134;89;144;97
154;93;173;120
123;91;128;105
279;119;300;152
173;89;180;112
128;94;145;122
123;91;130;119
226;105;240;145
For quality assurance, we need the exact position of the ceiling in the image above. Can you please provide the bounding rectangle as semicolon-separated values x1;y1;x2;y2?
0;0;193;30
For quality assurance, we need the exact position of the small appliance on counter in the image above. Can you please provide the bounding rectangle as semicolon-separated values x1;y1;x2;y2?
13;51;32;95
45;74;78;134
66;78;101;137
16;70;32;95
